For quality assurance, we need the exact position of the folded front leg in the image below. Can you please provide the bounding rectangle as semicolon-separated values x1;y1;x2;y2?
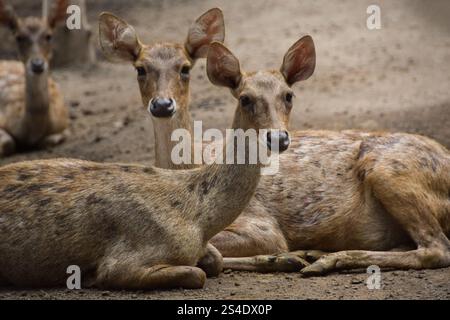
197;243;223;277
0;129;15;157
222;250;325;273
96;263;206;290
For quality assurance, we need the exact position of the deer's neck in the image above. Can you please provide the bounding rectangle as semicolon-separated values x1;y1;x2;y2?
193;108;262;242
22;70;51;144
152;105;196;170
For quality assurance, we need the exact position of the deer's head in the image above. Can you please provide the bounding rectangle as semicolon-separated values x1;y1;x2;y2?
99;8;225;119
0;0;68;75
206;37;315;152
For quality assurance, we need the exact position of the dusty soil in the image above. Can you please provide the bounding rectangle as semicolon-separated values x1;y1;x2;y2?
0;0;449;300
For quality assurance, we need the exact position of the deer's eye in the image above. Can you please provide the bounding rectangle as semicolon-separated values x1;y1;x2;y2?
285;92;294;104
239;95;254;112
136;67;146;77
180;65;190;79
15;35;27;43
45;34;53;42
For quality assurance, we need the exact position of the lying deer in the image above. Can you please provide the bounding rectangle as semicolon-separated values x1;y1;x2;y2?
99;9;225;169
115;18;450;275
209;45;450;275
0;0;69;157
0;40;291;289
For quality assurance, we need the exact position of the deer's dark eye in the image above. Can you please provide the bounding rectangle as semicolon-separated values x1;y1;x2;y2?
239;95;254;112
285;92;294;104
136;67;146;77
180;65;190;79
45;34;53;42
15;35;27;43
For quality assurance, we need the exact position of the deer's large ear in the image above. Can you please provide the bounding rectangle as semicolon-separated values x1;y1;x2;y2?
0;1;19;31
281;35;316;86
185;8;225;60
47;0;68;29
207;42;241;89
99;12;142;63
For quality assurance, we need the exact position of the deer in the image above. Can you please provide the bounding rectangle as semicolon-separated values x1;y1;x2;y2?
110;15;450;275
205;45;450;276
98;9;225;170
0;40;292;289
0;0;69;157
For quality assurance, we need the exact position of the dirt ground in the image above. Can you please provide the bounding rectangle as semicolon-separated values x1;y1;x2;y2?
0;0;449;300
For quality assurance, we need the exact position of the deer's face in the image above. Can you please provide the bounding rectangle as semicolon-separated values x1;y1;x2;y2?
0;0;68;75
207;37;315;153
134;44;192;118
235;71;293;151
14;18;54;75
99;9;225;119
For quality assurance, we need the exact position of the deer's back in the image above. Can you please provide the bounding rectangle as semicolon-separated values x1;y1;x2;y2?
251;130;449;251
0;159;202;286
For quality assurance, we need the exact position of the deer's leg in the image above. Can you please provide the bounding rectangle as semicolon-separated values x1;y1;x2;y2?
197;243;223;277
302;171;450;276
222;251;321;273
301;247;450;276
210;212;289;257
96;263;206;290
39;129;70;148
0;129;15;157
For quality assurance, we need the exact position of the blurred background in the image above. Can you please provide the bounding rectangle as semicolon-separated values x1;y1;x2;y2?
1;0;449;168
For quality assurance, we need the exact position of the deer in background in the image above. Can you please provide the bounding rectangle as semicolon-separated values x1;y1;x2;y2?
44;0;96;68
0;0;69;157
99;8;225;169
0;41;290;289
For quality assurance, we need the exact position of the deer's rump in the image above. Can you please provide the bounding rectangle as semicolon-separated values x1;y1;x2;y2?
0;159;194;287
224;130;450;253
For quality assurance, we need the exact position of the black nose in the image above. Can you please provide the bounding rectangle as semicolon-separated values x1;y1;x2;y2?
267;130;290;152
149;98;176;118
30;58;45;74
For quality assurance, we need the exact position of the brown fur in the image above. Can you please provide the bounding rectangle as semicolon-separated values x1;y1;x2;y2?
211;69;450;275
0;41;290;289
99;9;225;169
0;0;69;156
134;31;450;274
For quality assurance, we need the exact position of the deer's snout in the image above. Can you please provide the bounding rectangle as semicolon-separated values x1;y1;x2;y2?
148;98;176;118
29;58;46;75
266;130;290;153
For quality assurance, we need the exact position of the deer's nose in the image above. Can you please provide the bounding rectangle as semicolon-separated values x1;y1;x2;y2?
149;98;176;118
266;130;290;153
30;58;45;74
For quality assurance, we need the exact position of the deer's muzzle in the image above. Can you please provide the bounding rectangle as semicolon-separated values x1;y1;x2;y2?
148;98;177;118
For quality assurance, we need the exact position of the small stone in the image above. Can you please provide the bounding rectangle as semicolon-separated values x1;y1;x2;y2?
351;279;363;284
224;269;232;274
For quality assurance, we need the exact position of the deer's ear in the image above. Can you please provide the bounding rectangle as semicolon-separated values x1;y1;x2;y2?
207;42;241;89
99;12;142;63
0;1;19;31
47;0;68;29
281;35;316;86
185;8;225;60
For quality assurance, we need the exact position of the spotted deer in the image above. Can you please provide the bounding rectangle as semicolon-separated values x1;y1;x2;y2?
121;24;450;275
0;40;291;289
0;0;69;157
99;9;225;170
207;44;450;275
